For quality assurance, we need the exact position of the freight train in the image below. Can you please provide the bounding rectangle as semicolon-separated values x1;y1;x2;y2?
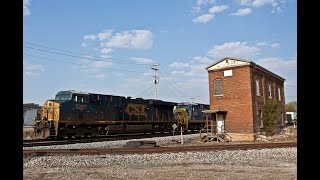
33;90;209;139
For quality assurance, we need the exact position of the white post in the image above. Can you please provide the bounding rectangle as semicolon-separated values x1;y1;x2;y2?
180;126;183;144
151;64;159;100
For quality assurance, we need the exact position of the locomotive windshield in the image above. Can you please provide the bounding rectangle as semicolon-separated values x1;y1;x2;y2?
55;91;73;101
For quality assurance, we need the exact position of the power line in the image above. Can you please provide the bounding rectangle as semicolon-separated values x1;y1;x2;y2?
23;45;152;66
24;41;91;56
134;86;154;98
24;54;145;73
159;67;191;96
24;41;154;65
158;68;190;97
157;75;186;101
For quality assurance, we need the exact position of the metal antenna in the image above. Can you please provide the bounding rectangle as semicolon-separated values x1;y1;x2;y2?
151;64;159;99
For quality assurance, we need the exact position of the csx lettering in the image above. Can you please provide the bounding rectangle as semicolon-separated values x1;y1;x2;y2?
125;104;147;116
75;104;87;110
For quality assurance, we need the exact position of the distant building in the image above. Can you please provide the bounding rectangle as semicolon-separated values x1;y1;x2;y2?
286;112;297;124
23;103;42;126
206;57;286;141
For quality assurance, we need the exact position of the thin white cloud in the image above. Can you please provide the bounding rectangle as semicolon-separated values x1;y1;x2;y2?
207;41;260;58
188;64;208;76
25;64;45;72
100;48;113;54
196;0;215;6
193;14;214;24
255;55;296;103
192;0;216;12
168;57;210;78
208;5;229;13
24;64;45;77
83;34;96;40
237;0;283;13
272;2;282;14
143;70;153;76
169;62;190;69
255;41;280;48
94;74;106;79
100;55;112;59
79;56;112;78
256;41;269;46
255;57;296;70
23;0;31;16
82;29;154;51
81;42;88;47
130;57;155;64
231;8;252;16
171;70;185;75
105;30;154;50
252;0;274;7
270;43;280;48
98;30;114;41
272;6;282;14
89;61;112;69
193;56;214;64
238;0;253;6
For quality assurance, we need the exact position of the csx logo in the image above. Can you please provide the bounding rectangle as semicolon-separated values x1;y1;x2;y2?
75;104;87;110
125;104;147;116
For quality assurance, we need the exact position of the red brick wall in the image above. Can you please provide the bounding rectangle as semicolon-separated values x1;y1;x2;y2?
208;64;286;135
208;65;254;133
251;67;286;133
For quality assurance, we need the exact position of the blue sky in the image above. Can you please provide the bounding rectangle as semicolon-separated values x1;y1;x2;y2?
23;0;297;105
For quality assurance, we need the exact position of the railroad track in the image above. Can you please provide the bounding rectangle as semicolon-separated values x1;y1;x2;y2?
23;132;193;147
23;141;296;157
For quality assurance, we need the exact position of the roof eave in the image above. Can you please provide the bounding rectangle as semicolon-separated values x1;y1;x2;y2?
205;57;252;70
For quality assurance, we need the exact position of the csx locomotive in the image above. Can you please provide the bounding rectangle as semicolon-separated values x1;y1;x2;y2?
34;90;209;139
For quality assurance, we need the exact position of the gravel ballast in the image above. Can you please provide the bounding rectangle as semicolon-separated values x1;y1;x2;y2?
23;134;203;150
24;147;296;180
24;133;297;179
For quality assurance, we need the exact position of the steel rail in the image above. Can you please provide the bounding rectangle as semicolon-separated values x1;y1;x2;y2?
23;142;296;157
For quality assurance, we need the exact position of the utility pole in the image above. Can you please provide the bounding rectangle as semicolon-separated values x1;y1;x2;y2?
151;64;159;100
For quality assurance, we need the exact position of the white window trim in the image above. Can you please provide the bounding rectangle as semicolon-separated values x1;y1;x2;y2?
255;79;260;96
268;84;272;99
260;110;263;128
278;87;281;101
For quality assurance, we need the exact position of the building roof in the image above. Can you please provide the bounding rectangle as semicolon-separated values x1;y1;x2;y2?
61;90;90;95
206;57;285;81
202;110;227;114
23;103;42;110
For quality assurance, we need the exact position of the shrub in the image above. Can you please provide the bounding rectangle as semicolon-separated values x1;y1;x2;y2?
263;100;278;136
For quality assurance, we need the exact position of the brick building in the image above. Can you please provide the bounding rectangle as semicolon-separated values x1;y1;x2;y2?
206;57;286;141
